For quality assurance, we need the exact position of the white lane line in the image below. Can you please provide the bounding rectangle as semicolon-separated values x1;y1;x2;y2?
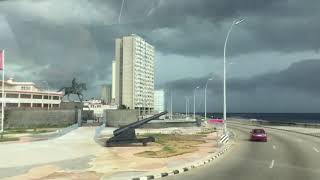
269;160;275;169
313;147;319;153
273;145;276;150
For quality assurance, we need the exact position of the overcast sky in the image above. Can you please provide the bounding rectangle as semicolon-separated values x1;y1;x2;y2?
1;0;320;113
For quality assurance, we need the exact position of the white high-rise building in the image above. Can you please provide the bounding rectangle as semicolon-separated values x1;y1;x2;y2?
154;90;165;113
112;34;155;114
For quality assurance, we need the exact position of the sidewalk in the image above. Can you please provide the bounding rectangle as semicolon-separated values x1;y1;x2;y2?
1;127;221;180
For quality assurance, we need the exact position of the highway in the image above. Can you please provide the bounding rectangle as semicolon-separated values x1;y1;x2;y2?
163;123;320;180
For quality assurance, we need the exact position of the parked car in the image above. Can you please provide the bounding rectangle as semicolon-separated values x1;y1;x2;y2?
250;129;267;142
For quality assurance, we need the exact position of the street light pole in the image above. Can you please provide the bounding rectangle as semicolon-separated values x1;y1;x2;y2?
193;86;199;120
187;97;189;118
185;97;187;120
223;19;244;133
204;78;213;121
170;92;173;120
185;97;189;120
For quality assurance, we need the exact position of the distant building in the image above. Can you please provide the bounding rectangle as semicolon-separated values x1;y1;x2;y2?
154;90;165;113
0;78;63;109
112;61;116;102
101;84;112;104
83;99;117;119
112;34;155;114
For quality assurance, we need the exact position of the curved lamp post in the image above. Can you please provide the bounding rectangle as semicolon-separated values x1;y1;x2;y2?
193;86;200;120
204;78;213;121
223;19;244;133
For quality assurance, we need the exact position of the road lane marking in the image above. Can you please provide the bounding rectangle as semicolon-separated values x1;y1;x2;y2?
273;145;276;150
269;160;275;169
313;147;319;153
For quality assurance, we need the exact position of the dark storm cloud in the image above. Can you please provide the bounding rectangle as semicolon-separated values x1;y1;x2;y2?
2;0;320;58
163;59;320;112
5;18;102;88
102;0;320;56
164;59;320;94
1;0;320;100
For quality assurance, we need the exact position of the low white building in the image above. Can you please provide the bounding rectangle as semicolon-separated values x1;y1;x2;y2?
154;90;165;113
83;99;117;118
0;78;63;109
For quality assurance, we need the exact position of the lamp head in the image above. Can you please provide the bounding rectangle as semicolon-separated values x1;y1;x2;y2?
234;19;245;25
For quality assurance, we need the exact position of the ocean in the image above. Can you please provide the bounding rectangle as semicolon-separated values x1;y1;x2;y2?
201;113;320;124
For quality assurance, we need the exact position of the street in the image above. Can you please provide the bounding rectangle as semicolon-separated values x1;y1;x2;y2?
163;123;320;180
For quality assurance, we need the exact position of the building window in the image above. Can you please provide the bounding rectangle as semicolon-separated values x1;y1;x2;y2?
52;104;59;108
6;93;19;98
53;96;59;100
20;94;31;99
33;103;42;108
43;95;48;99
6;103;18;107
21;86;31;91
20;103;31;107
33;95;42;99
43;104;49;108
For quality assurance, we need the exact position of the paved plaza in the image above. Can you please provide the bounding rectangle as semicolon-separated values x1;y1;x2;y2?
0;127;218;180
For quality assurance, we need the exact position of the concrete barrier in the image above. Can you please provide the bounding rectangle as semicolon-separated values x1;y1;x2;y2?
5;109;78;128
247;119;320;129
104;109;138;127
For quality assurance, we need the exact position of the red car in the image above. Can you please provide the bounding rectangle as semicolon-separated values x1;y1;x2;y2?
250;129;267;142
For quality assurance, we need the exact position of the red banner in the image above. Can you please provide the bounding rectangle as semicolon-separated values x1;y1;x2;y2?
208;119;224;124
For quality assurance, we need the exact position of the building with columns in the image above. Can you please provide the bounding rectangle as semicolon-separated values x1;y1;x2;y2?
0;78;63;109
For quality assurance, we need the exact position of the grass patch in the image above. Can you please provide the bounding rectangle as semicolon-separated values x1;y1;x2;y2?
4;128;57;135
197;129;216;135
0;134;19;142
5;128;28;134
135;133;207;158
30;129;56;134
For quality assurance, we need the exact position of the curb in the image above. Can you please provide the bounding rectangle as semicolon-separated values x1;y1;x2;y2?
131;142;234;180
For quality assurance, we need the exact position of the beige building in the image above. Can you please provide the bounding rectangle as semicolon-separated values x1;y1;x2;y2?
112;34;155;114
101;84;112;104
0;78;63;109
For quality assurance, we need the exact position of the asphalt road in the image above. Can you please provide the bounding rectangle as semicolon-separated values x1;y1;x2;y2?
163;123;320;180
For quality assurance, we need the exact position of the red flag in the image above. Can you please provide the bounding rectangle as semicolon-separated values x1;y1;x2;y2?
0;50;4;70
